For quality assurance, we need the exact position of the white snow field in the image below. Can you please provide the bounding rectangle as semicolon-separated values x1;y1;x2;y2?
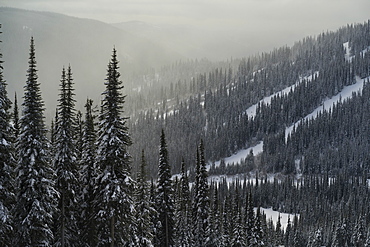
256;207;298;231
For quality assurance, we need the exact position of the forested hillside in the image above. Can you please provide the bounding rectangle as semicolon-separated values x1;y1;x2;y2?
0;15;369;246
128;21;370;179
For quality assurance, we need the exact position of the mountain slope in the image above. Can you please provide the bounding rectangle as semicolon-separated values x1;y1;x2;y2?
0;7;183;119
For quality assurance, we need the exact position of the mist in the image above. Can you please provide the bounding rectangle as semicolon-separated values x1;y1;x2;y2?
0;0;369;124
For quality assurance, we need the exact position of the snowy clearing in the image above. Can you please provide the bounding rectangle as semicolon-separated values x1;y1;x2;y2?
209;141;263;169
245;72;319;119
285;75;368;141
257;207;298;231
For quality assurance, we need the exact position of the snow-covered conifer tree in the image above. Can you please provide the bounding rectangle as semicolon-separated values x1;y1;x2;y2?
94;48;135;246
175;159;192;246
192;140;210;246
79;98;98;246
0;23;16;246
14;37;58;246
155;129;175;247
54;65;79;246
134;150;155;246
13;92;20;139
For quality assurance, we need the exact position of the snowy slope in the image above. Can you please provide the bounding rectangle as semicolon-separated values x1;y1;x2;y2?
211;142;263;168
245;72;319;119
285;75;368;141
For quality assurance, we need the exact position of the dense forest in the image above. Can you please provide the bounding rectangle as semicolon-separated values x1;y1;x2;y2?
0;20;369;246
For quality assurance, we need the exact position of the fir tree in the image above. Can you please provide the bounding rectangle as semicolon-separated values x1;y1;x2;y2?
0;23;16;246
155;129;175;247
207;186;221;247
13;37;58;246
254;207;265;246
75;110;83;163
13;92;20;139
135;150;155;247
79;98;98;247
245;191;256;246
94;48;135;246
175;159;192;246
192;140;210;246
54;65;79;246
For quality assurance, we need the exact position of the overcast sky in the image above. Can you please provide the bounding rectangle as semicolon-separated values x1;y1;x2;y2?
2;0;370;55
2;0;369;28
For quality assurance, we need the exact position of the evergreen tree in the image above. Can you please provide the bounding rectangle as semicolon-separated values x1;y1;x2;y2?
175;159;192;246
351;216;366;247
254;207;265;246
94;48;135;246
155;129;175;247
13;92;20;139
207;186;221;247
192;140;210;246
13;37;58;246
0;23;16;246
79;98;98;247
135;150;155;246
75;110;84;163
245;191;256;246
54;65;79;246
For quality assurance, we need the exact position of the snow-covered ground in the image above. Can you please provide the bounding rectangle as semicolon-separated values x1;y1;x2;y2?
343;42;353;62
245;72;319;119
210;141;263;168
285;75;368;141
256;207;298;231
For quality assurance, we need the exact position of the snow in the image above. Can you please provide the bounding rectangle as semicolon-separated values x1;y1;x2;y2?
343;42;353;62
245;72;319;119
256;207;298;231
285;76;368;141
210;141;263;169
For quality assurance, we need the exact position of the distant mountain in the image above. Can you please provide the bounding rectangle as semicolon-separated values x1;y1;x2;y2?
111;21;252;61
0;7;183;120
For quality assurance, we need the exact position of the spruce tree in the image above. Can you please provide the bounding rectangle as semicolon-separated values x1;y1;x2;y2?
135;150;155;246
54;65;79;246
94;48;135;246
155;129;175;247
79;98;98;247
14;37;58;246
0;23;16;246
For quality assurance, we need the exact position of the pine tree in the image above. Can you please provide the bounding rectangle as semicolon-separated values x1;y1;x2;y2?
192;140;210;246
14;37;58;246
0;23;16;246
155;129;175;247
94;48;135;246
79;98;98;247
54;65;79;246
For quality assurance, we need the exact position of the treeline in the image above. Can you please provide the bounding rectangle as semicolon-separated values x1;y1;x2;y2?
129;21;370;178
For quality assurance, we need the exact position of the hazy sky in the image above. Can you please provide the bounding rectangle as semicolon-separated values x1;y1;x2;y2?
2;0;369;29
2;0;370;56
